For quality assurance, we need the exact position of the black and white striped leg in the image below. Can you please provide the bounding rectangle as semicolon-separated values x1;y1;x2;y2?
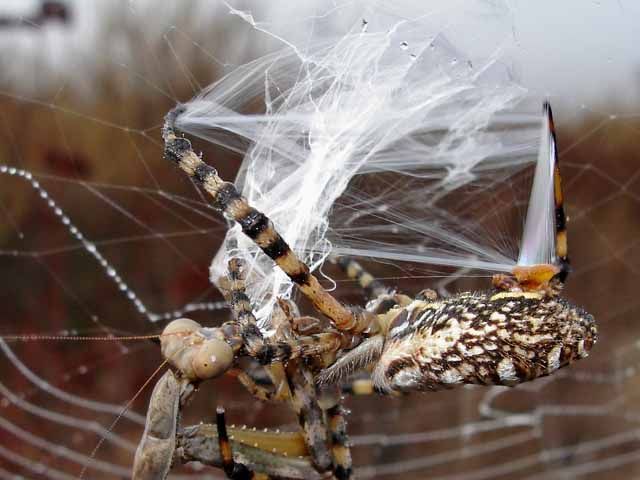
286;365;333;474
335;256;414;315
335;256;389;300
222;258;346;365
323;389;353;480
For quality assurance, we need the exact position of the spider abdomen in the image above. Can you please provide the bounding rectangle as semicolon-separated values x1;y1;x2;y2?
373;291;597;393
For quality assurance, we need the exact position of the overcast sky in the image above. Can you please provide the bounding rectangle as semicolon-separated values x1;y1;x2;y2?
1;0;638;113
507;0;639;111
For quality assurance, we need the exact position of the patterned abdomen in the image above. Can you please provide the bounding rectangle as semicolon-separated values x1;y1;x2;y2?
372;291;597;393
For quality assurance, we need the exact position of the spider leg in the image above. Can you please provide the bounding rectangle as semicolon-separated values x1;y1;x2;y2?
234;369;278;403
322;389;353;480
415;288;438;301
256;332;348;365
286;363;333;474
225;258;293;401
335;256;414;315
223;258;275;360
224;258;346;363
228;360;288;404
226;257;262;328
335;256;389;300
340;377;377;396
222;259;349;477
163;108;375;335
545;101;570;281
317;335;384;386
223;258;291;401
272;301;350;478
236;294;342;480
338;377;404;397
216;406;270;480
218;313;347;365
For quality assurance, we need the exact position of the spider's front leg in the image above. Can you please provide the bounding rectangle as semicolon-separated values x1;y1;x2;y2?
163;108;376;336
267;296;352;479
223;258;293;403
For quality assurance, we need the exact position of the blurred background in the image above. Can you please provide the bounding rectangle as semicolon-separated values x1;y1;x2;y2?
0;1;639;479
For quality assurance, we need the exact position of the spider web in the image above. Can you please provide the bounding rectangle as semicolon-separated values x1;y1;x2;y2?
0;1;639;479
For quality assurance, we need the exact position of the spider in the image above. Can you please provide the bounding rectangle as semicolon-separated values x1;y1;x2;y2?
133;256;349;480
132;101;598;479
